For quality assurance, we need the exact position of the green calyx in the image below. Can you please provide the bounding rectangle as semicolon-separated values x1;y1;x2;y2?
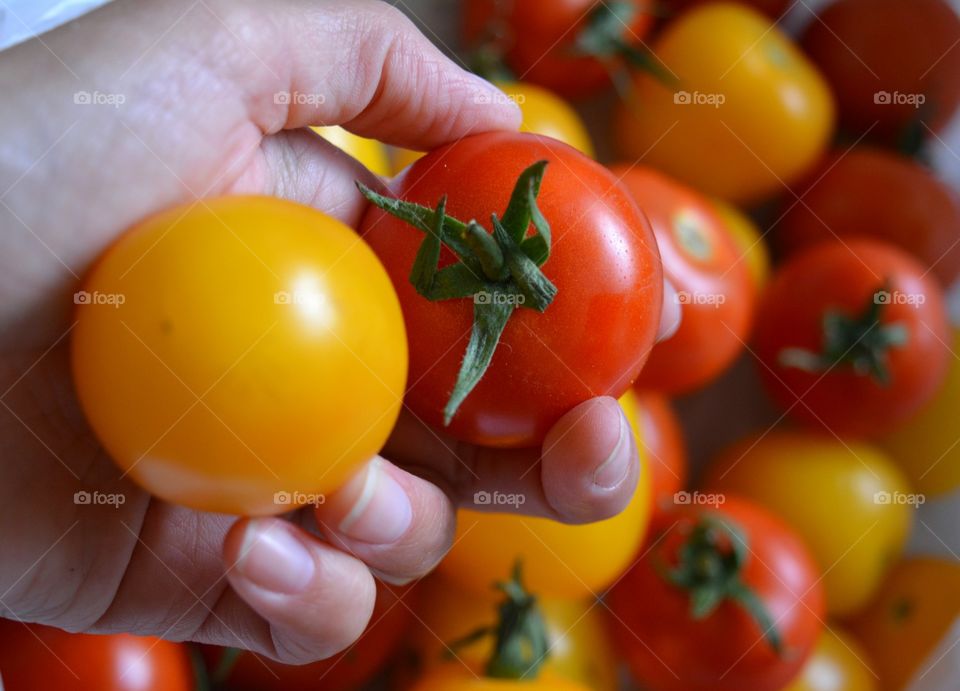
357;162;556;425
446;562;551;679
659;516;784;655
778;284;909;386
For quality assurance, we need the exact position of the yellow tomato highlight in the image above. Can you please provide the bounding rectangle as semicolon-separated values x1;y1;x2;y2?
72;196;407;515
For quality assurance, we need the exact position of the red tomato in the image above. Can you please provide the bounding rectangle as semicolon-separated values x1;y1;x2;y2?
606;497;825;691
360;132;662;447
774;148;960;285
634;389;687;506
0;621;193;691
754;240;949;438
462;0;655;100
613;165;754;394
203;584;410;691
802;0;960;145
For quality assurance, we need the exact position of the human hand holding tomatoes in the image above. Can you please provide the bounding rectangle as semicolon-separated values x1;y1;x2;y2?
0;0;655;671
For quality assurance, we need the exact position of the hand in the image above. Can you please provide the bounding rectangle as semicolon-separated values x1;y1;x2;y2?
0;0;672;664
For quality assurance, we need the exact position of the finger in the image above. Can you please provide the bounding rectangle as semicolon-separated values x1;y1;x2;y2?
247;0;521;148
384;397;639;525
314;457;455;585
221;517;377;662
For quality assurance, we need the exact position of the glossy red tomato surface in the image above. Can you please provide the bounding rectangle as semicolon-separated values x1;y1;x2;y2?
0;621;193;691
754;240;949;438
774;148;960;285
607;498;825;691
361;133;662;447
613;165;754;394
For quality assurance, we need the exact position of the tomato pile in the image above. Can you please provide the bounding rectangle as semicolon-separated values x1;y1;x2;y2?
11;0;959;690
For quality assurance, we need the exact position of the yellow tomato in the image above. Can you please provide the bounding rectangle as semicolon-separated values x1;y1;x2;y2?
437;390;652;598
786;627;877;691
711;198;770;291
882;329;960;497
312;125;392;177
390;81;594;175
614;3;834;203
72;197;407;515
705;431;913;616
398;575;618;691
850;558;960;691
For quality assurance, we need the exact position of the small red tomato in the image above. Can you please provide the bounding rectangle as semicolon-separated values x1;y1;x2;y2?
360;132;662;447
462;0;655;100
607;497;825;691
802;0;960;145
613;165;754;394
774;147;960;285
634;389;687;506
754;240;950;438
0;621;194;691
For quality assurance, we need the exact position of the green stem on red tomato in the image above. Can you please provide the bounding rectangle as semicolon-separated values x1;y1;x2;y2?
778;282;909;385
658;516;785;654
357;161;556;424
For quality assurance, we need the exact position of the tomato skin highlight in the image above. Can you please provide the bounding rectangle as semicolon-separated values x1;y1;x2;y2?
753;239;949;438
71;196;407;515
774;148;960;286
0;622;193;691
362;132;662;447
607;497;825;691
613;165;754;394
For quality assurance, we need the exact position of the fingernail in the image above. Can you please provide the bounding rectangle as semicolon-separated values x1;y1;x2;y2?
337;459;412;544
237;520;315;594
593;404;631;490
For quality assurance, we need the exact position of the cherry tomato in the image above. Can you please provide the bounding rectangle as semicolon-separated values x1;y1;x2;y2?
753;239;949;438
389;81;595;175
785;627;877;691
850;558;960;690
774;148;960;285
72;197;407;515
396;574;619;691
705;431;913;616
712;198;770;293
463;0;655;100
607;497;825;691
205;583;410;691
634;389;687;507
312;126;391;177
883;329;960;497
437;391;652;598
614;165;754;394
801;0;960;146
361;132;662;447
0;621;193;691
614;3;834;203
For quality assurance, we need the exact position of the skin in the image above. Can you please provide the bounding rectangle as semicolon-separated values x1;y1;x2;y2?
0;0;673;666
